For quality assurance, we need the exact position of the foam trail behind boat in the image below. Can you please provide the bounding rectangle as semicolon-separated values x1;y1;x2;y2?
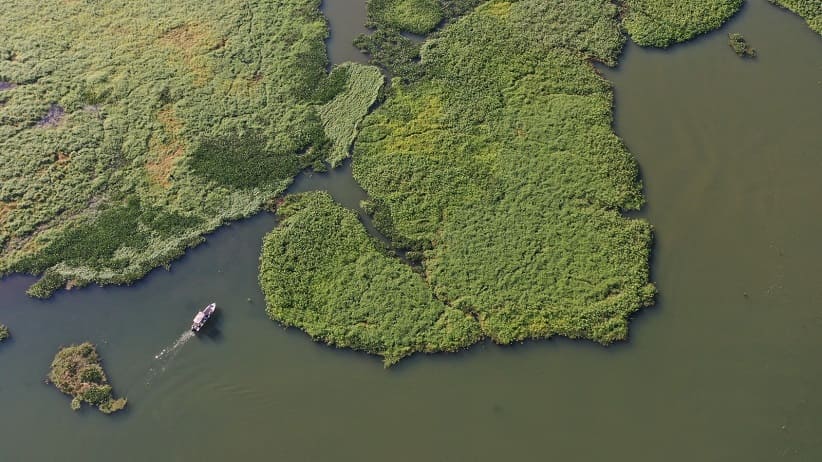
145;330;195;385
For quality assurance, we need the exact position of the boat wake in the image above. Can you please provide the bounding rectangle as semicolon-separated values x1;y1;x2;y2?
145;330;195;385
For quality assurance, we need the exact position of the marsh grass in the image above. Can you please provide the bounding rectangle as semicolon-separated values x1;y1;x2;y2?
47;342;127;414
0;0;381;297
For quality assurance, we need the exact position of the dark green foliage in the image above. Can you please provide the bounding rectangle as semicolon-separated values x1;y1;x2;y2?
189;134;305;190
0;323;8;342
621;0;743;47
311;66;351;105
367;0;444;35
357;0;486;79
770;0;822;34
260;192;482;366
353;0;655;345
48;342;127;414
0;0;382;297
728;33;757;57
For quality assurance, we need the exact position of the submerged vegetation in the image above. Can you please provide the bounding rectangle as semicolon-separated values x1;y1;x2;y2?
260;192;481;365
47;342;126;414
770;0;822;34
728;33;757;57
0;0;381;297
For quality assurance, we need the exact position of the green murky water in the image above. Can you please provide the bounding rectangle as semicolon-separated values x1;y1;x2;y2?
1;1;821;460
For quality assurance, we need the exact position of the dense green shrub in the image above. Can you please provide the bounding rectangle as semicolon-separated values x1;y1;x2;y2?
728;33;757;57
0;0;381;297
353;0;655;345
48;342;126;414
621;0;743;47
354;29;425;81
367;0;444;34
0;323;8;342
357;0;486;79
770;0;822;34
260;192;481;366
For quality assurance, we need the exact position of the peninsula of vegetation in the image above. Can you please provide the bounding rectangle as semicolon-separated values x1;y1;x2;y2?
47;342;126;414
0;0;382;298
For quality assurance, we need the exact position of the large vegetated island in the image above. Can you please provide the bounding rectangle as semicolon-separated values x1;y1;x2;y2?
263;0;822;365
0;0;382;297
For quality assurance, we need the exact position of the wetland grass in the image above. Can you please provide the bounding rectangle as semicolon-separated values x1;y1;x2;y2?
0;0;381;297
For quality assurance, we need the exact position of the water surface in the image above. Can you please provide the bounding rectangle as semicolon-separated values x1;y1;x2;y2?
1;1;821;460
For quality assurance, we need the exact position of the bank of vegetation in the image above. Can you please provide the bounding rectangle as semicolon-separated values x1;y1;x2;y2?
260;192;481;365
620;0;743;47
0;0;381;297
770;0;822;34
47;342;126;414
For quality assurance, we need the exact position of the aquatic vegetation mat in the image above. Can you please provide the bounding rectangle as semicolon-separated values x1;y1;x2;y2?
47;342;126;414
260;192;481;366
0;0;381;297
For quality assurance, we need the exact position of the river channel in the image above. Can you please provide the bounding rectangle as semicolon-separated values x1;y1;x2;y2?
0;0;820;460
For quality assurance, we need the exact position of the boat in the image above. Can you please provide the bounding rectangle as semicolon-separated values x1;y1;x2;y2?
191;303;216;332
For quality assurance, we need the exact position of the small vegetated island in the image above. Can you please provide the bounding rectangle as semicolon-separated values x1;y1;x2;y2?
0;0;382;297
48;342;126;414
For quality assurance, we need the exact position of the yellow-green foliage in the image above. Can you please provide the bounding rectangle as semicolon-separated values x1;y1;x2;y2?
260;192;482;366
621;0;743;47
367;0;444;34
48;342;127;414
0;0;380;297
317;64;384;167
0;323;8;342
770;0;822;34
354;0;655;345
